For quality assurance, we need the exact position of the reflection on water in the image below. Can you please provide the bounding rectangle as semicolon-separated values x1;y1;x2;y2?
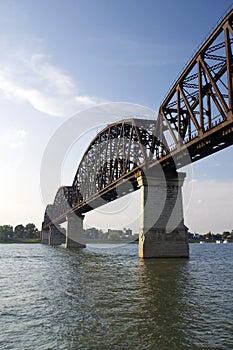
138;258;191;349
0;243;233;349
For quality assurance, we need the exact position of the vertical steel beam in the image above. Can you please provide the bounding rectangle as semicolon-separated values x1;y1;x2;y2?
198;59;204;131
224;26;233;112
177;87;181;145
207;92;212;128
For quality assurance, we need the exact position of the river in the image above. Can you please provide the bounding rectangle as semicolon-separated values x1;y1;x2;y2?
0;243;233;350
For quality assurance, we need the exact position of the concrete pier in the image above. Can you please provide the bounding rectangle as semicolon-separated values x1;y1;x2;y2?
41;228;49;244
66;213;86;248
136;170;189;258
49;224;65;246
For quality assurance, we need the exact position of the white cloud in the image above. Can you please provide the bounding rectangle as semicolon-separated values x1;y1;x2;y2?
30;54;75;95
75;95;101;106
0;50;105;117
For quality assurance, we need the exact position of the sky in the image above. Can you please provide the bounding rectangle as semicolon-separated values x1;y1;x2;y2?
0;0;233;234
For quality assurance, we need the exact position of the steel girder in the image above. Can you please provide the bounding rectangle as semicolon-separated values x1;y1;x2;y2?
42;204;54;228
72;118;169;207
154;9;233;168
42;119;168;226
53;186;73;219
42;186;73;227
42;9;233;227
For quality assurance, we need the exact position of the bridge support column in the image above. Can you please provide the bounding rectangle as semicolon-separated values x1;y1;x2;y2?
137;170;189;259
66;214;86;248
41;228;49;244
49;224;65;246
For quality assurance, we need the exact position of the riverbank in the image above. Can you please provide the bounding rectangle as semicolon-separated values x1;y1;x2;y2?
0;238;40;244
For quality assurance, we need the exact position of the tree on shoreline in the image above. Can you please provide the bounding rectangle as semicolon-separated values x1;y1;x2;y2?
14;224;25;238
0;225;13;242
25;223;39;238
0;223;40;242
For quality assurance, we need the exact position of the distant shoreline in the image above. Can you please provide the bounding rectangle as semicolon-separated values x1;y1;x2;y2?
1;239;232;245
0;239;40;244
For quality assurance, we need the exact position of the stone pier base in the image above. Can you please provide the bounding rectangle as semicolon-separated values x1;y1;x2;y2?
138;230;189;258
49;224;65;246
41;229;49;244
137;170;189;259
66;214;86;248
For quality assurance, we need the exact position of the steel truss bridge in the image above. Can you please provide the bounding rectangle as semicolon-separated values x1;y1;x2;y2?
42;9;233;230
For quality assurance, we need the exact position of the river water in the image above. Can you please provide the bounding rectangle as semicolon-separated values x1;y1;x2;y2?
0;243;233;350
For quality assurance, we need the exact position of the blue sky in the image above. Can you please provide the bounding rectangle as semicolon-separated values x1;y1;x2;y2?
0;0;233;234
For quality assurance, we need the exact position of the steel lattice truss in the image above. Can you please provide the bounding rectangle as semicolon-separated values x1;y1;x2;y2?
155;9;233;166
43;9;233;227
72;119;169;206
43;186;73;226
42;204;54;228
53;186;73;219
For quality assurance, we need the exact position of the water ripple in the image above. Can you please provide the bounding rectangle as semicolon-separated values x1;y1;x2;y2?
0;243;233;349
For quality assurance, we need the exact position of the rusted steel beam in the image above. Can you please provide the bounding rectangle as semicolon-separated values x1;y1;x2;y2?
43;9;233;228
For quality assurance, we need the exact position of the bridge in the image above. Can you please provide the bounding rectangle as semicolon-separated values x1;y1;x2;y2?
41;9;233;258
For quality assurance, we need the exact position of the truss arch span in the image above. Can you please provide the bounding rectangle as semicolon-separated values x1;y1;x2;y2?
51;186;73;219
72;118;169;207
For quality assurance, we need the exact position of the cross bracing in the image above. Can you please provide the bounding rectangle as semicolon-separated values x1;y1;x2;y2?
43;9;233;227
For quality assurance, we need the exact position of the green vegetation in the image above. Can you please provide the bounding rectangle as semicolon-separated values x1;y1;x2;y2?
84;227;136;243
0;223;40;243
189;230;233;243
